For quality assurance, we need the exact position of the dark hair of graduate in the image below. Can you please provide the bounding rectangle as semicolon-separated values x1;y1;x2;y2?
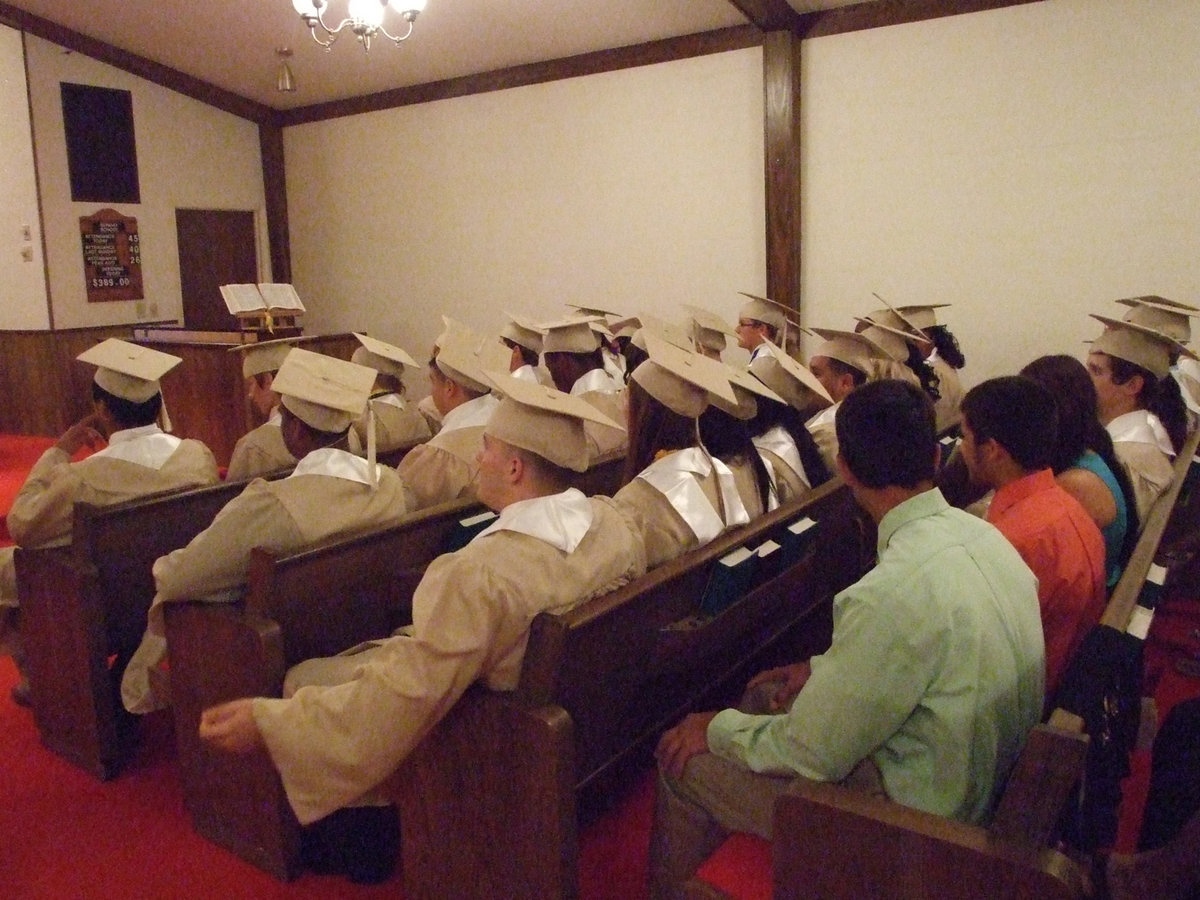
698;404;772;512
1020;353;1141;562
1108;355;1189;455
836;379;937;489
91;382;162;429
927;324;966;370
960;375;1059;472
623;378;697;486
905;342;942;403
746;398;831;488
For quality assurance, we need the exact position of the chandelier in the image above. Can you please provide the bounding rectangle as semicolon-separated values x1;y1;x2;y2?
291;0;428;54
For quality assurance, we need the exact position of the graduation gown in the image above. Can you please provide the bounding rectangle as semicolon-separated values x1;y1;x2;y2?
251;490;647;824
121;448;416;713
0;427;219;606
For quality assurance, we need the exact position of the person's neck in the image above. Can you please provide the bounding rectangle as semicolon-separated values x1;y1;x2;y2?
856;480;934;525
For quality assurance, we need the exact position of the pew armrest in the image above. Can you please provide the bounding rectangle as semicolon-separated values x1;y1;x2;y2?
389;686;577;900
164;601;300;880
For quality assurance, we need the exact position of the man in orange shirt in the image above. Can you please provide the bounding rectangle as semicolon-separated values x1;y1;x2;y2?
959;375;1106;698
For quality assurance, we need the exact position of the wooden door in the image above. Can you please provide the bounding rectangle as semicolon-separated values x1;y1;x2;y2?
176;209;258;331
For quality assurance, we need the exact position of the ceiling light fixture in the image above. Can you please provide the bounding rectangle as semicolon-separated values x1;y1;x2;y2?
276;48;297;93
291;0;428;54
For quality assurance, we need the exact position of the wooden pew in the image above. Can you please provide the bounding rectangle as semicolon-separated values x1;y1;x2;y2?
766;710;1090;900
13;476;271;779
390;478;874;900
163;496;480;880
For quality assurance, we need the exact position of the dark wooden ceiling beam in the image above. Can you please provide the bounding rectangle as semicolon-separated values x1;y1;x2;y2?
278;25;761;127
0;1;274;124
725;0;805;32
795;0;1043;39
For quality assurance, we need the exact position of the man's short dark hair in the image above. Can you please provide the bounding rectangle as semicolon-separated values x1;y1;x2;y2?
960;376;1058;472
92;382;162;429
836;379;936;489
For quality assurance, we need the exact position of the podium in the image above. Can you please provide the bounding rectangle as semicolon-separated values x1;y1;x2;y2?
132;329;359;467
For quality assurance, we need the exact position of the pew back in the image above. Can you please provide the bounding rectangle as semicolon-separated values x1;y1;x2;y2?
14;476;262;779
393;478;875;900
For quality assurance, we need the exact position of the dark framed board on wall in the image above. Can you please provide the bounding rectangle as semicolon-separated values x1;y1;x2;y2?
61;83;141;204
80;208;143;302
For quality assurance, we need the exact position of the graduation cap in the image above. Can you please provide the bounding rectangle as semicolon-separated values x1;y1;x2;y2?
541;315;604;354
499;312;546;355
483;370;623;472
684;304;737;355
630;332;737;418
227;336;299;379
79;338;180;403
435;327;511;394
1089;314;1196;380
352;333;418;381
749;340;833;413
1116;296;1199;345
807;327;888;376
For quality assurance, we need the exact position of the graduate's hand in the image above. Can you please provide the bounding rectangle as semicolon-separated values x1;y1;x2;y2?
56;413;105;455
746;661;812;712
655;711;717;779
199;698;265;754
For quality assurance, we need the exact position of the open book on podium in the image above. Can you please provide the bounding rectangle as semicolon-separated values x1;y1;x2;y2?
219;283;306;333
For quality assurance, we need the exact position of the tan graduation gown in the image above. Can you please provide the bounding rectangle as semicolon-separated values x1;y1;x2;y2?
0;439;219;607
350;394;433;456
930;356;963;433
226;421;295;482
395;425;484;510
121;458;416;713
612;452;763;570
1114;440;1174;525
252;495;648;824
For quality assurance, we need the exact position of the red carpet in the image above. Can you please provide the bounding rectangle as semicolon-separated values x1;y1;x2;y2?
0;654;654;898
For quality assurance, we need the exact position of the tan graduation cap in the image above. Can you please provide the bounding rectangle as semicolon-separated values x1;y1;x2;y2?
750;340;833;414
713;358;783;420
483;370;623;472
79;338;180;404
273;348;376;434
352;333;418;382
854;318;912;363
807;327;886;376
227;336;298;379
435;327;510;394
737;292;799;349
684;304;736;355
541;315;603;354
1089;315;1196;380
1116;296;1199;345
499;312;546;355
631;332;737;418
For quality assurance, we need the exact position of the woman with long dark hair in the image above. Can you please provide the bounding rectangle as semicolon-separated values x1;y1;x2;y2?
1021;354;1140;586
615;334;763;569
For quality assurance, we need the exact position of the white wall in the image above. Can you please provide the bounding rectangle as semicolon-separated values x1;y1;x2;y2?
23;35;268;330
284;48;767;367
800;0;1200;387
0;26;50;330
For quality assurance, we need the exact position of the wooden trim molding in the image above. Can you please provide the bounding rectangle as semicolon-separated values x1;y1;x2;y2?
0;1;274;124
796;0;1044;39
278;25;762;127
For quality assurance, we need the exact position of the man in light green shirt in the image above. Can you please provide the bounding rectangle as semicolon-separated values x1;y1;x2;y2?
649;379;1045;899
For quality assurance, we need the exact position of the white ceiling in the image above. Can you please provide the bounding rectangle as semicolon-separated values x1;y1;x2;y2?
1;0;865;110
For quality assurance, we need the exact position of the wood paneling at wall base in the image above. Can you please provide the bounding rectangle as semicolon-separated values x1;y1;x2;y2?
0;325;144;437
